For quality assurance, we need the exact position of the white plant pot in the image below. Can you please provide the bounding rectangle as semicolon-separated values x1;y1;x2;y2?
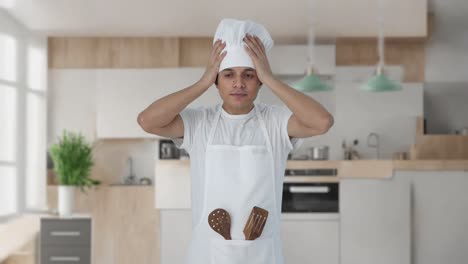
58;186;75;217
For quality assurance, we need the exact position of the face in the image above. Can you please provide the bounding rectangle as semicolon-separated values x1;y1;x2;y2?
216;67;262;114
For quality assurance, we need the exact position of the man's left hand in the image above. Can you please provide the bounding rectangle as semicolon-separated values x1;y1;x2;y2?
243;34;275;84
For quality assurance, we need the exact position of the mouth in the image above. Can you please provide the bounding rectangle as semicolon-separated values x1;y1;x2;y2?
230;92;247;98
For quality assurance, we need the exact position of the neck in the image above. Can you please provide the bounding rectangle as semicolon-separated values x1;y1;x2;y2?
222;103;254;115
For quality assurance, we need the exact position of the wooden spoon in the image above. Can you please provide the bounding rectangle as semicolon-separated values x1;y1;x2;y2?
208;208;232;240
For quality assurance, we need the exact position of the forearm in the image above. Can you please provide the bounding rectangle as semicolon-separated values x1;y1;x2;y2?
138;81;209;129
263;77;333;128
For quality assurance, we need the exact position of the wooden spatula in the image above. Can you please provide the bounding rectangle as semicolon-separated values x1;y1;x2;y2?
243;206;269;240
208;208;232;240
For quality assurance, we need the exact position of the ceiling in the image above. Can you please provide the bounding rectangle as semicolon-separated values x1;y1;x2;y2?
2;0;427;39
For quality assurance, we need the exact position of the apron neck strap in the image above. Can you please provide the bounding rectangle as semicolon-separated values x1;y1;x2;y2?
206;104;273;152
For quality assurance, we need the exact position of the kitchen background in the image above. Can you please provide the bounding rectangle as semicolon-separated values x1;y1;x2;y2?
1;0;468;264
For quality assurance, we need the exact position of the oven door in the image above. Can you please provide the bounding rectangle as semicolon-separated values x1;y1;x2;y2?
282;182;339;213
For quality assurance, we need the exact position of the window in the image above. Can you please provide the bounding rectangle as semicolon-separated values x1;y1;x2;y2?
0;21;47;220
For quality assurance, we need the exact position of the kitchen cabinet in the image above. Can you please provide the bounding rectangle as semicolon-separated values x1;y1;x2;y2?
48;70;98;142
159;210;192;264
155;160;191;209
395;171;468;264
40;217;92;264
281;214;339;264
340;177;410;264
96;68;219;138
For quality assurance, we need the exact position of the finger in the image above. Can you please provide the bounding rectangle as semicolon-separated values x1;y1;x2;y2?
252;35;266;53
211;41;226;62
244;35;261;57
213;40;225;55
216;50;227;64
244;44;258;60
249;35;266;58
211;39;222;53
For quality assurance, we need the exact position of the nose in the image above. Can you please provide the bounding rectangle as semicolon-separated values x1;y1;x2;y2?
233;75;246;88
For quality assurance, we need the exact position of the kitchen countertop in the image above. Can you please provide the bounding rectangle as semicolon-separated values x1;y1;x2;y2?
157;159;468;181
281;213;340;221
286;160;468;179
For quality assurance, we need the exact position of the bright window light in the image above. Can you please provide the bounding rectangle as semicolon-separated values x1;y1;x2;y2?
0;0;15;9
0;84;17;162
0;33;17;82
25;93;47;209
27;45;47;91
0;166;18;216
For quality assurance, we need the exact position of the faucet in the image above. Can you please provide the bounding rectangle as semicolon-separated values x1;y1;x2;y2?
123;157;136;184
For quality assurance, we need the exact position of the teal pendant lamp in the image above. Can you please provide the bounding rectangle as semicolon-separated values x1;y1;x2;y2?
293;67;332;92
361;66;402;92
293;0;332;92
361;0;401;92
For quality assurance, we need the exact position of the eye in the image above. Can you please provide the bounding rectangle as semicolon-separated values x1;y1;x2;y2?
244;73;254;79
224;73;232;78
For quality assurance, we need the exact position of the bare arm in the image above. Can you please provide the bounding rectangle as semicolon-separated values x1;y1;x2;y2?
137;40;227;138
243;34;334;138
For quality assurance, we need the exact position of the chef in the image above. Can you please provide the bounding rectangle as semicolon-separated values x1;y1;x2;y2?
137;18;333;264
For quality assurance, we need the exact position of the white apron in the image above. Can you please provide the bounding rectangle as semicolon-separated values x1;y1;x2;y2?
185;104;284;264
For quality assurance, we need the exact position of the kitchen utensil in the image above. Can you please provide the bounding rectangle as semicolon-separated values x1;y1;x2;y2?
342;139;360;160
208;208;232;240
243;206;268;240
367;132;380;159
392;152;408;160
308;146;329;160
139;177;152;185
461;127;468;136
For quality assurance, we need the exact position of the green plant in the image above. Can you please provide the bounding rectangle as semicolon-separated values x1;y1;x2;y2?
49;130;100;191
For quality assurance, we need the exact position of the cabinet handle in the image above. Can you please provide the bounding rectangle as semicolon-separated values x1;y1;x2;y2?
50;256;80;262
50;231;80;237
289;186;329;193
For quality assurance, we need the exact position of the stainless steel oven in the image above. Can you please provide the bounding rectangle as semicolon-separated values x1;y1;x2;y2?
282;169;339;213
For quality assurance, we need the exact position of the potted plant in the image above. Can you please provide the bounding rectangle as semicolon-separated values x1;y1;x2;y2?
49;130;100;216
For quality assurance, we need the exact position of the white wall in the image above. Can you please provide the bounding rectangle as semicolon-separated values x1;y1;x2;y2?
262;66;423;160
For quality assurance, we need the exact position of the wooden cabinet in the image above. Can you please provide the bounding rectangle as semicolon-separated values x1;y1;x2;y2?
96;68;218;138
281;215;339;264
340;177;410;264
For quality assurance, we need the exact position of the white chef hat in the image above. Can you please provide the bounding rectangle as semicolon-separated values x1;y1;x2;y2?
214;18;274;72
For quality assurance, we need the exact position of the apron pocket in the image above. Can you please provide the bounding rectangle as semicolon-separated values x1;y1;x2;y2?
210;238;275;264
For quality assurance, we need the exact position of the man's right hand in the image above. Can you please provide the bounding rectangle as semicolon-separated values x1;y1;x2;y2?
198;39;227;88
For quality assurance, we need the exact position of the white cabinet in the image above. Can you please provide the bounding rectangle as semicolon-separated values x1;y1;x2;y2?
281;214;339;264
396;171;468;264
340;178;410;264
155;160;191;209
48;70;98;142
96;68;219;138
160;210;192;264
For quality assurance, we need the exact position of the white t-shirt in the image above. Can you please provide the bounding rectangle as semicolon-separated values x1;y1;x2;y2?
172;103;302;226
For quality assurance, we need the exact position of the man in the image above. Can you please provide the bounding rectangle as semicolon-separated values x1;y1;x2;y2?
138;19;333;264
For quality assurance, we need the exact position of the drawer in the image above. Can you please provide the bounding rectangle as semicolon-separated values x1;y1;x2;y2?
41;246;90;264
41;219;91;246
